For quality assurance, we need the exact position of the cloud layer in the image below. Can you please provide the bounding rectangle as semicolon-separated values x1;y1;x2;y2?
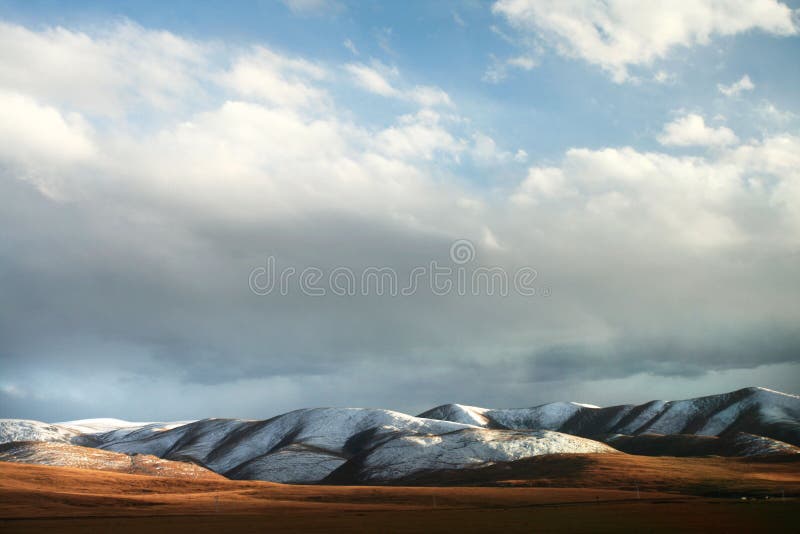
492;0;798;81
0;16;798;420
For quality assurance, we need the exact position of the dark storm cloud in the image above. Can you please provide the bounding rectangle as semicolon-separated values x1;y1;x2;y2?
526;327;800;382
2;156;799;422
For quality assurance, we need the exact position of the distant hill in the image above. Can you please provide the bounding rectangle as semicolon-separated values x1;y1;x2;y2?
0;387;797;484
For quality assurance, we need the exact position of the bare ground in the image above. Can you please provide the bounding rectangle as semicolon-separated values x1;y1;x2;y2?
1;454;798;533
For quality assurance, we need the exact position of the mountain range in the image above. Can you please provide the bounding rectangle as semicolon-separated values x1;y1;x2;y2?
1;387;797;485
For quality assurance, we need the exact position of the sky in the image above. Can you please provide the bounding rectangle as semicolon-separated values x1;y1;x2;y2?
0;0;799;422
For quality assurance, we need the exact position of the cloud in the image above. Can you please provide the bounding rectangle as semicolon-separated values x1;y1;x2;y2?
0;19;798;420
281;0;341;15
658;114;739;147
345;62;400;97
374;110;465;160
513;135;800;247
345;62;453;107
343;38;358;55
0;90;95;167
483;54;537;83
373;27;394;56
512;166;573;204
0;21;207;116
471;132;527;165
0;384;25;399
718;74;755;97
507;55;537;70
653;70;677;84
756;101;796;125
408;86;453;108
222;47;328;109
492;0;798;82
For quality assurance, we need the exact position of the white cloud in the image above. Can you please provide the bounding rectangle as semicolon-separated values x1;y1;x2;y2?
658;114;739;147
512;166;573;204
409;85;453;108
343;38;358;55
482;226;503;249
471;132;527;165
718;75;755;96
483;54;537;83
472;132;503;163
492;0;798;82
727;135;800;232
281;0;341;15
507;55;537;70
653;70;677;84
0;21;207;116
512;136;800;247
756;101;796;125
0;90;94;166
345;62;453;108
113;99;460;222
345;62;400;97
223;47;328;109
0;23;459;224
374;110;465;161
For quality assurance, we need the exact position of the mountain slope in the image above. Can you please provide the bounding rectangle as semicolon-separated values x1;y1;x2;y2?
0;387;797;484
0;441;222;479
95;408;479;482
0;419;76;444
0;410;617;484
325;428;616;484
420;387;800;447
606;432;800;457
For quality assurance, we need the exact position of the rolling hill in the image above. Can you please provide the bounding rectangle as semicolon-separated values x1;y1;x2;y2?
0;387;797;484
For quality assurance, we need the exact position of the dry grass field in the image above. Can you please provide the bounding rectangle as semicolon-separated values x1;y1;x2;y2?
1;455;798;533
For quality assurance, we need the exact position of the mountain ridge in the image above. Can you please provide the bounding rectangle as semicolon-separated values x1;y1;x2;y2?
419;387;800;446
1;387;797;484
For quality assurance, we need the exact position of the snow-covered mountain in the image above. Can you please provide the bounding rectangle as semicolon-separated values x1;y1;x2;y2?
0;387;797;484
420;387;800;447
0;409;614;483
94;408;614;483
0;419;77;444
325;428;615;484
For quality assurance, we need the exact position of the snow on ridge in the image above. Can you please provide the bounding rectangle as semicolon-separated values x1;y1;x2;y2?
56;417;146;426
417;404;490;427
481;401;592;431
571;402;601;409
417;388;799;444
698;387;800;436
0;419;76;444
55;418;154;435
349;428;616;483
85;407;478;482
751;386;798;397
196;407;476;475
1;386;797;483
419;401;604;431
